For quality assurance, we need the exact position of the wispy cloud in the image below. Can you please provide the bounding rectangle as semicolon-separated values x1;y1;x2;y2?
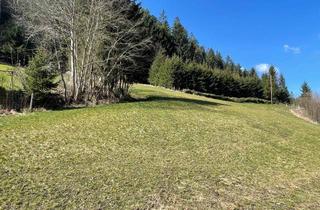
283;44;301;54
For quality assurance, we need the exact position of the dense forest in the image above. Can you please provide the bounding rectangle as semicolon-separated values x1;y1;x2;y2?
0;0;291;107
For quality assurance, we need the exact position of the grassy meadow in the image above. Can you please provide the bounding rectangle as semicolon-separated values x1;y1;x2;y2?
1;84;320;209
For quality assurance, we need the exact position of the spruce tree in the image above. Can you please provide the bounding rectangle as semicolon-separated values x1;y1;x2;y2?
157;10;175;56
300;82;312;97
214;51;224;69
25;49;58;98
148;50;167;86
275;74;290;103
172;17;190;61
206;49;215;69
268;66;277;104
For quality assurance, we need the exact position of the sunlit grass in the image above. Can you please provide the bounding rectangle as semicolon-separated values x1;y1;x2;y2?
0;64;23;90
1;84;320;209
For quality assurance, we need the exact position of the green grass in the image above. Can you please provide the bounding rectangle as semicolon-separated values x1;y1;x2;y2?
1;84;320;209
0;63;23;90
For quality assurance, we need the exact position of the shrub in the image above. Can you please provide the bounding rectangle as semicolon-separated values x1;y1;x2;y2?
149;53;184;88
298;94;320;122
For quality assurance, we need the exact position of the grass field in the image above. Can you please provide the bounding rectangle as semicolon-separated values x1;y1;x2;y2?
1;84;320;209
0;64;23;90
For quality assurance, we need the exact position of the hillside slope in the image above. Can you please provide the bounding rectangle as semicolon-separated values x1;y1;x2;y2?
1;84;320;209
0;64;23;90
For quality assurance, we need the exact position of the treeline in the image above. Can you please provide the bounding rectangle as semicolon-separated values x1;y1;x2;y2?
0;0;34;65
146;13;291;103
0;1;291;108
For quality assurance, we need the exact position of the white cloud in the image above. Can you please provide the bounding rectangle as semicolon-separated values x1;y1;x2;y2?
255;64;280;74
283;44;301;54
255;64;271;73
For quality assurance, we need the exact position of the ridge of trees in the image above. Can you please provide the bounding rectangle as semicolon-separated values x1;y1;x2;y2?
147;12;291;103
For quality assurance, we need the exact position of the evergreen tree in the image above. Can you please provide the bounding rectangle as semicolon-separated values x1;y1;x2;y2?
193;46;206;64
206;48;215;69
268;66;277;103
225;56;235;72
275;74;290;103
261;73;270;99
300;82;312;97
172;17;190;61
157;10;175;56
214;51;224;69
0;0;33;65
24;49;58;97
148;50;167;86
249;68;258;78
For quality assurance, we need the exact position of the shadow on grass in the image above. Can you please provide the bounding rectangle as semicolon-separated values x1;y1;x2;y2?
134;95;226;107
48;94;225;113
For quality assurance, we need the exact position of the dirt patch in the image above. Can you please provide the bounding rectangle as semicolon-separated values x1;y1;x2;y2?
0;109;27;117
290;108;318;125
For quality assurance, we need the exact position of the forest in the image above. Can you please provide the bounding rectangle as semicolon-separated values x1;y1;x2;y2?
0;0;292;108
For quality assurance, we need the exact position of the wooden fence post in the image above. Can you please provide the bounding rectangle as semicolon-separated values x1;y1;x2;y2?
29;92;34;111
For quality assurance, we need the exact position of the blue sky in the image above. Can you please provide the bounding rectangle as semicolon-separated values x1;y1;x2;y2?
139;0;320;95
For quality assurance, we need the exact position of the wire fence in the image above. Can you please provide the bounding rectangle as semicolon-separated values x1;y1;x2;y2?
0;89;29;111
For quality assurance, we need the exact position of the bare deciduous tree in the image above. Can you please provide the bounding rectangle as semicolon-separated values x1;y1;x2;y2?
11;0;151;103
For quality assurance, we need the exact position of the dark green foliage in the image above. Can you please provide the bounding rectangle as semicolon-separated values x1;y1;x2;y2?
149;56;265;99
0;0;34;65
261;67;291;103
172;17;190;61
148;50;167;86
25;50;58;97
275;74;290;103
149;52;183;88
174;62;264;98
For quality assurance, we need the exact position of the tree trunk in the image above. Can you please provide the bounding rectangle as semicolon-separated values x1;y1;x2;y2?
270;75;273;104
